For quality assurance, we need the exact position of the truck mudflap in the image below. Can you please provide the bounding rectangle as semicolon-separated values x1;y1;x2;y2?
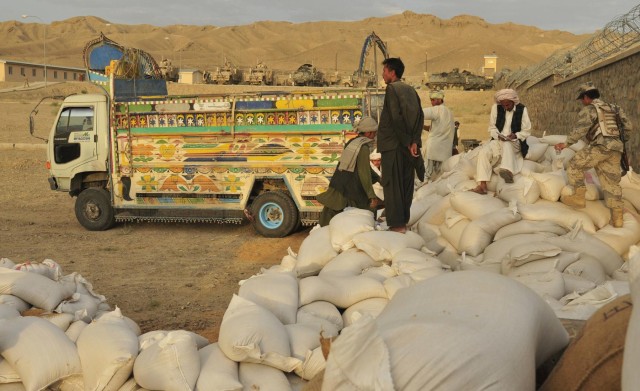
48;177;58;190
114;209;245;224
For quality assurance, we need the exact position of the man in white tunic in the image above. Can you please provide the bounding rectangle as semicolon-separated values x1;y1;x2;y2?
421;90;455;182
471;89;532;194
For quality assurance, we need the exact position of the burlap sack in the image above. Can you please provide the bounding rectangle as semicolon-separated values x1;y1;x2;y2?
539;294;632;391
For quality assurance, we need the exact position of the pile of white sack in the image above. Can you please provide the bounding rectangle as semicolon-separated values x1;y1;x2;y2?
1;134;639;390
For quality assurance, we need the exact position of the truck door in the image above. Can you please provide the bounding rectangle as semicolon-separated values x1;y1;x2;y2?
52;106;97;167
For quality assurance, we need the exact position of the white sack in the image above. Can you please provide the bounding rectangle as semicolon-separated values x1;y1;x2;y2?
495;175;541;205
319;249;378;278
65;320;88;343
296;301;343;337
293;346;325;381
563;256;607;285
323;271;569;391
0;357;20;384
239;269;298;325
449;191;506;220
76;307;139;391
494;220;567;240
530;170;566;201
482;233;558;271
512;269;566;300
133;330;200;391
459;208;522;257
518;200;596;234
298;275;387;309
0;316;82;391
0;268;72;311
238;362;291;391
0;304;20;320
501;241;563;275
622;245;640;390
195;343;242;391
329;208;375;252
352;230;425;262
294;226;338;278
0;295;30;313
582;200;615;229
13;259;63;281
218;295;300;372
593;212;640;256
139;330;209;351
342;297;389;327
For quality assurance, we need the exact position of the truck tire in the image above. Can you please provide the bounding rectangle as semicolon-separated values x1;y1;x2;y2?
74;188;115;231
251;191;299;238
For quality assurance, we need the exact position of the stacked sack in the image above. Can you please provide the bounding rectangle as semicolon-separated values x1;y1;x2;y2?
0;134;638;390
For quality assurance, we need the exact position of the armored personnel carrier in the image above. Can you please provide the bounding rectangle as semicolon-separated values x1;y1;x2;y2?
425;68;493;91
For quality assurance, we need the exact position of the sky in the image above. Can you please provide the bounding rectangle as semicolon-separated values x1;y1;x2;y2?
8;0;640;34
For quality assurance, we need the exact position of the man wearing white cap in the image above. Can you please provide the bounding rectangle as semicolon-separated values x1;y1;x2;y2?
317;116;382;226
421;90;455;183
471;88;532;194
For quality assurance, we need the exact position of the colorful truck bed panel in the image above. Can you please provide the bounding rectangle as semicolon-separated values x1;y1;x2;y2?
110;92;367;212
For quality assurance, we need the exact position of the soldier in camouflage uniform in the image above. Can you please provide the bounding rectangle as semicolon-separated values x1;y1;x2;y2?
554;83;633;228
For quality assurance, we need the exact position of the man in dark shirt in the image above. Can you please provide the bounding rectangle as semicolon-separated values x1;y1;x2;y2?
377;58;424;233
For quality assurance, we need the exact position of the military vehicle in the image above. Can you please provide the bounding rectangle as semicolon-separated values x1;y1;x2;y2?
205;57;242;85
425;68;493;91
159;58;178;82
244;60;273;85
291;64;327;87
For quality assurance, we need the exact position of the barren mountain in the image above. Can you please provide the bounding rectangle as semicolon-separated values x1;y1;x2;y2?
2;12;588;80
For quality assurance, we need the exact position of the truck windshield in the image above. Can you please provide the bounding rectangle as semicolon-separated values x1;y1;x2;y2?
53;106;94;164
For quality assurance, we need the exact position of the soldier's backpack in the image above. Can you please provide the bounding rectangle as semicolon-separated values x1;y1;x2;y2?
592;102;621;138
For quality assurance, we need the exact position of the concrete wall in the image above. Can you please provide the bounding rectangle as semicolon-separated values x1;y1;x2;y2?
498;45;640;170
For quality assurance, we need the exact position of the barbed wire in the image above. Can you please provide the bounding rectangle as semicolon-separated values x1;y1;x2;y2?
498;3;640;88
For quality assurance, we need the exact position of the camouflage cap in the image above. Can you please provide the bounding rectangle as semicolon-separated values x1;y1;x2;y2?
576;83;597;99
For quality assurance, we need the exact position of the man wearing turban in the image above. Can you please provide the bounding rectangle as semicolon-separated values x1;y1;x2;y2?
471;88;532;194
420;90;456;184
317;116;382;226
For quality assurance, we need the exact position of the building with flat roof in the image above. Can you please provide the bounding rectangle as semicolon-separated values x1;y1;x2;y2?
0;59;84;83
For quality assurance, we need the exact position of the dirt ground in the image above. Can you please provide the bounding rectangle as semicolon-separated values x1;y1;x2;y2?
0;81;493;343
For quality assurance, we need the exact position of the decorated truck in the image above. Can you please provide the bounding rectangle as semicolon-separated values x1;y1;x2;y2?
31;35;384;237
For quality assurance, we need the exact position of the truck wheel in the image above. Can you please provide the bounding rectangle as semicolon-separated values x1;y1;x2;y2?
74;188;115;231
251;191;299;237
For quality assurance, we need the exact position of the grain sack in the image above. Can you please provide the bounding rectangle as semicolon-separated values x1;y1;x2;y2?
434;171;470;196
413;219;440;245
564;256;607;285
323;272;569;391
495;176;541;204
298;275;387;309
76;307;139;391
407;193;442;227
483;233;558;269
329;208;375;252
501;241;563;275
582;200;615;229
296;301;343;337
352;230;425;262
623;188;640;212
449;191;505;220
413;181;438;201
293;346;325;381
539;134;567;145
530;170;566;201
540;294;632;391
0;316;82;391
139;330;208;351
494;220;568;241
593;212;640;256
459;208;522;257
552;282;619;320
239;269;298;325
0;258;16;269
521;159;548;175
195;343;242;391
418;194;451;225
0;268;72;311
218;295;300;372
65;320;88;343
55;292;100;322
341;297;389;327
285;323;323;362
622;245;640;390
13;259;62;281
518;200;596;233
524;142;548;162
506;251;581;277
238;362;292;391
391;248;442;275
0;357;20;384
133;330;200;391
319;249;378;278
361;264;398;282
512;269;566;300
94;312;141;336
383;267;448;299
294;226;338;278
438;211;470;252
40;312;74;331
547;225;624;276
0;304;20;320
562;273;597;295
